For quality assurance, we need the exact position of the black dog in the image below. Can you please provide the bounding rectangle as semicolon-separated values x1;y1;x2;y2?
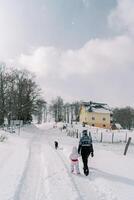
54;141;58;149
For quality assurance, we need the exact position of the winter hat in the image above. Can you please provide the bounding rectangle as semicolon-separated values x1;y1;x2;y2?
82;129;88;136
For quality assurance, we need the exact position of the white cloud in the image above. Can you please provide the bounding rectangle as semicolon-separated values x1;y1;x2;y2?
18;0;134;106
19;46;62;75
109;0;134;34
19;35;134;78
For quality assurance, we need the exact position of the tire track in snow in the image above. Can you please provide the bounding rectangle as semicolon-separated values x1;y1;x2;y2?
13;135;37;200
14;134;48;200
13;145;31;200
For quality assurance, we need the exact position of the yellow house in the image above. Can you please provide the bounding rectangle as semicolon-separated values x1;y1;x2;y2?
79;101;113;129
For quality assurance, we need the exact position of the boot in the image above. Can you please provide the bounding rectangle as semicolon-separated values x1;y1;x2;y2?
83;167;89;176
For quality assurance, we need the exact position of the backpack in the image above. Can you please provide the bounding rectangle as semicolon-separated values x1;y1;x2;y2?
80;135;92;146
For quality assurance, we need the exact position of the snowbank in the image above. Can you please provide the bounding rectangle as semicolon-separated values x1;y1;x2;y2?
0;129;29;200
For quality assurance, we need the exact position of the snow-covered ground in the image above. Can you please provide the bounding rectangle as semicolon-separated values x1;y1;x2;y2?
0;123;134;200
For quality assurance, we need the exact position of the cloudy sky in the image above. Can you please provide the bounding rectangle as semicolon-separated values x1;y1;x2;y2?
0;0;134;107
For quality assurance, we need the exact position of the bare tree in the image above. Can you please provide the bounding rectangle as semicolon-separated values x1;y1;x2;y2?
34;99;47;124
72;101;81;122
113;107;134;130
50;96;64;122
0;65;44;125
0;63;7;125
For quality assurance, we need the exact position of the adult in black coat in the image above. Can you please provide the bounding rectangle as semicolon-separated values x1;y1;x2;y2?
78;129;94;175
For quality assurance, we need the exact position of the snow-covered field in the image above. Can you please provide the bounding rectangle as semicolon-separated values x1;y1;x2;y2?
0;123;134;200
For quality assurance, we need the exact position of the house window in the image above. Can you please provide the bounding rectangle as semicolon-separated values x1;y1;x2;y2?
103;118;106;121
92;117;95;120
103;124;106;127
92;124;94;126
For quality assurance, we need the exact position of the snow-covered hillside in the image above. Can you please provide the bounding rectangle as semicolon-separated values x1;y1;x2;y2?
0;123;134;200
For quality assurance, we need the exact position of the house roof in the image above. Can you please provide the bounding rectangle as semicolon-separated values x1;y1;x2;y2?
82;101;112;114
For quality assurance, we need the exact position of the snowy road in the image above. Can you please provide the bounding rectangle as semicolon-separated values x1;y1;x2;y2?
0;124;134;200
14;126;117;200
17;129;99;200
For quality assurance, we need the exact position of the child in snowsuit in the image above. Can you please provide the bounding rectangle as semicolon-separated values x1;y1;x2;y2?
69;146;80;174
78;129;94;176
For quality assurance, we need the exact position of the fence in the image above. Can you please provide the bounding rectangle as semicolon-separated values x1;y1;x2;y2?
65;123;134;144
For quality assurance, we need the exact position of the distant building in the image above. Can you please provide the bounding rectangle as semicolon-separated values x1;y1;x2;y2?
79;101;113;129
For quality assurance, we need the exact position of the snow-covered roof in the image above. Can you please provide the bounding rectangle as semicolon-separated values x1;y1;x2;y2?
92;108;111;114
115;123;122;129
83;101;112;114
